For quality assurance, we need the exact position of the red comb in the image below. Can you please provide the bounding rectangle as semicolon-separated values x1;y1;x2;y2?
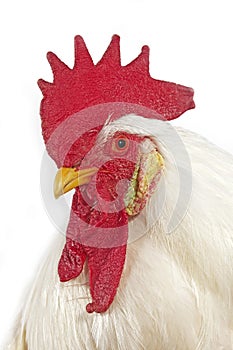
38;35;195;166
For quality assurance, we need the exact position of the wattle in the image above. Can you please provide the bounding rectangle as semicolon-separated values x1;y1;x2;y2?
58;188;128;313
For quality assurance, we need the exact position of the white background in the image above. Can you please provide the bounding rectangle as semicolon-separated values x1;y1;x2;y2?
0;0;232;347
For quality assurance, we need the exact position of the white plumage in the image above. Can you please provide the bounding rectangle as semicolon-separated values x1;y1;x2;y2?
7;115;233;349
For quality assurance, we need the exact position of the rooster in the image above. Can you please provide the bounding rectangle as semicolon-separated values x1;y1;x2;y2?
7;35;233;350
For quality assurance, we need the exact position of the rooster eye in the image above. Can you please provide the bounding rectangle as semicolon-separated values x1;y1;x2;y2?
112;136;129;153
117;139;126;149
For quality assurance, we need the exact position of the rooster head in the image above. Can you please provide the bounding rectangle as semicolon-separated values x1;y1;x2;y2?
38;35;194;313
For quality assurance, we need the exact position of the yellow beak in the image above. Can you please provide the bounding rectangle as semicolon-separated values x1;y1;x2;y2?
54;167;98;199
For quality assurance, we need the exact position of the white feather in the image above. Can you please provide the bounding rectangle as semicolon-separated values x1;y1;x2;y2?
6;115;233;349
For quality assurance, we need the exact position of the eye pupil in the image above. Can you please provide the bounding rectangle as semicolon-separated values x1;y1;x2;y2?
117;139;126;149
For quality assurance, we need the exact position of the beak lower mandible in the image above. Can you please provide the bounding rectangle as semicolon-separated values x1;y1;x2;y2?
54;167;98;199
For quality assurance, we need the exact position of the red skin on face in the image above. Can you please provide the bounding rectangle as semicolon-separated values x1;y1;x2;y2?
58;133;143;313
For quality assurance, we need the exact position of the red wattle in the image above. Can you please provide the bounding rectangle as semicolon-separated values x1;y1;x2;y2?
58;190;128;312
85;244;127;313
58;238;86;282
